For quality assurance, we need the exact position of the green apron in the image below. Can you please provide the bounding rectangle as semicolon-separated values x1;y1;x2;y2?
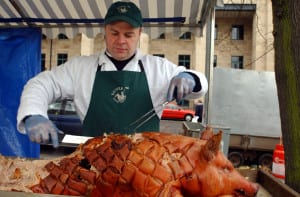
83;60;159;136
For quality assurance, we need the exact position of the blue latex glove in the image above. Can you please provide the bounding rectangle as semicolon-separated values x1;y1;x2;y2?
167;72;196;103
24;115;62;148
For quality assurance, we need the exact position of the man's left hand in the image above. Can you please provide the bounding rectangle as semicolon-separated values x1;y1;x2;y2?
167;72;196;103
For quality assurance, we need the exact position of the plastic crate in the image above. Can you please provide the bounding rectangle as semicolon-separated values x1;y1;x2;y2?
182;122;231;157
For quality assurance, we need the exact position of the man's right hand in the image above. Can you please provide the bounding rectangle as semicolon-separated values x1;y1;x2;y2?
24;115;62;148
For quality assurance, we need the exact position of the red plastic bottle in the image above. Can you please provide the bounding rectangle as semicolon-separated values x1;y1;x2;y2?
272;143;285;179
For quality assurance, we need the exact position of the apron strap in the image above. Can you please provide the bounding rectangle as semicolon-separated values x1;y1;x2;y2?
138;60;145;72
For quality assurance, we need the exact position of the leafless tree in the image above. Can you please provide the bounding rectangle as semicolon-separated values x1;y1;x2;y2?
272;0;300;192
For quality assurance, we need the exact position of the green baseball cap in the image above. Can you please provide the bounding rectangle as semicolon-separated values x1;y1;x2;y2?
104;1;143;27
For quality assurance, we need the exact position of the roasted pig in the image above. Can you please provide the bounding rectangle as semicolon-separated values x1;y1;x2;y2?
0;127;258;196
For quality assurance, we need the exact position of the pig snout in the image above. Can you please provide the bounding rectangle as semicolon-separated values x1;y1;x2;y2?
195;163;259;197
233;181;259;197
209;152;259;197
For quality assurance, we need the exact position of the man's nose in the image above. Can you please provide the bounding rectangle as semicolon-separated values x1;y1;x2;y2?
116;35;126;43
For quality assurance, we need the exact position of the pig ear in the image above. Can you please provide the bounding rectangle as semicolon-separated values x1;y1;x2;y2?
200;126;214;140
201;131;223;161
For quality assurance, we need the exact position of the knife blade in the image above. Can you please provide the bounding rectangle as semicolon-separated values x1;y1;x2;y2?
61;134;93;144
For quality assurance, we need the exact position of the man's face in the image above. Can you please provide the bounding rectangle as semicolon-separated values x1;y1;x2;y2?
105;21;141;61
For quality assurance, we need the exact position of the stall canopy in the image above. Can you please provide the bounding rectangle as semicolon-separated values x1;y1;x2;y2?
0;0;223;39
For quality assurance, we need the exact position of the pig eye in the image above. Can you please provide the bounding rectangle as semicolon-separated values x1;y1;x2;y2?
223;167;230;173
223;164;233;173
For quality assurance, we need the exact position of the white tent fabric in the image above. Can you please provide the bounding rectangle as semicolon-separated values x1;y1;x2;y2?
0;0;223;39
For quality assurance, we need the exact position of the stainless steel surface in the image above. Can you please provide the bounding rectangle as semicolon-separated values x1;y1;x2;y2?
210;67;281;138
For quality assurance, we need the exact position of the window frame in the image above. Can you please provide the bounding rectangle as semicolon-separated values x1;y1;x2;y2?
153;54;165;58
158;33;165;39
41;53;46;71
213;55;217;67
214;24;218;40
231;56;244;69
178;54;191;69
57;53;68;65
231;25;244;40
179;32;192;40
58;33;68;40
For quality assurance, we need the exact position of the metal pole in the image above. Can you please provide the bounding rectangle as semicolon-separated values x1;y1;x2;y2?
203;2;216;125
49;39;53;69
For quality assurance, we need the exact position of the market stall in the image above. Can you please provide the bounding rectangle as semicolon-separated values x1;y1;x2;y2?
0;0;222;158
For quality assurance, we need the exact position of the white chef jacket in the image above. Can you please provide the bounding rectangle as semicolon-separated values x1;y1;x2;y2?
17;49;208;133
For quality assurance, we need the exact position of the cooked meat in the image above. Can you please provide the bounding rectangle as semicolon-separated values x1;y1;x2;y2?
0;127;258;197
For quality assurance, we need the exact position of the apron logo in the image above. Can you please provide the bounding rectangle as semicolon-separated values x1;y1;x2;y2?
111;86;129;103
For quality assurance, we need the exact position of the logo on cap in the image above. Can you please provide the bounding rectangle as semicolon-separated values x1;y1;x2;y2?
117;6;129;13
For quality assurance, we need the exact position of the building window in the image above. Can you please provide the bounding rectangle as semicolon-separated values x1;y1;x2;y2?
232;25;244;40
179;32;191;40
58;33;68;40
57;53;68;65
41;53;46;71
42;34;47;40
214;25;218;40
158;33;165;39
178;55;190;69
213;55;217;67
153;54;165;58
231;56;243;69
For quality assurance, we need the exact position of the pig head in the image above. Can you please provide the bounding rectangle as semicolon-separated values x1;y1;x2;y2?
180;129;259;197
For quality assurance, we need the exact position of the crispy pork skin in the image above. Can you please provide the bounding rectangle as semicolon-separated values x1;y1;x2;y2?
0;128;258;196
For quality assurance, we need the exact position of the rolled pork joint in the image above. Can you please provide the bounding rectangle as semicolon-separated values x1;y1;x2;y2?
0;127;259;197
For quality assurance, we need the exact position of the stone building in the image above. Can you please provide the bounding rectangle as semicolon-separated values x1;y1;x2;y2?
215;0;274;71
41;0;274;73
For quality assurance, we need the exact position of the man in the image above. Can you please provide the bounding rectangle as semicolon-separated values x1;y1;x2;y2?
194;100;204;122
17;1;208;147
